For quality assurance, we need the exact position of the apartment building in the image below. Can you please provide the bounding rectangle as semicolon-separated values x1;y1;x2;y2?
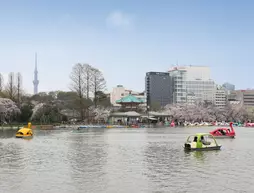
215;88;227;108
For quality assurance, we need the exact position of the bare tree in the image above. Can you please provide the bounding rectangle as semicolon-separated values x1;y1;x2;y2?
5;72;17;101
0;73;3;92
70;63;85;120
16;72;22;107
90;68;106;108
83;64;93;99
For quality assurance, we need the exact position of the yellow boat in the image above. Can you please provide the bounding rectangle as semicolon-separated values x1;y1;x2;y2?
16;122;33;138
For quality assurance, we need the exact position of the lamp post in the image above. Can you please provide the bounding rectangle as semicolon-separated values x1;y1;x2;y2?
147;105;150;127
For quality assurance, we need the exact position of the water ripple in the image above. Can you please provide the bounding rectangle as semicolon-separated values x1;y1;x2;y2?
0;127;254;193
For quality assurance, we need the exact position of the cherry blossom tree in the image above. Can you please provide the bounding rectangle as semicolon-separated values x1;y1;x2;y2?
0;98;20;123
163;103;247;122
89;106;110;123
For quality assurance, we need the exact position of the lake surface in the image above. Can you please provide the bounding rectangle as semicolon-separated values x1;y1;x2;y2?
0;126;254;193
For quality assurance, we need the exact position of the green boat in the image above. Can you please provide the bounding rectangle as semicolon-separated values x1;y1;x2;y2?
184;133;221;151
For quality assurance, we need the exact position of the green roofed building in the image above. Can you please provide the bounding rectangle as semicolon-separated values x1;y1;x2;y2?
116;94;144;110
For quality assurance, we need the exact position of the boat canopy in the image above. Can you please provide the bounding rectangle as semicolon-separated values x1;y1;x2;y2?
186;133;218;146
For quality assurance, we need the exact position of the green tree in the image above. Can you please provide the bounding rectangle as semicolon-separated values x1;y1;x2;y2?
30;92;54;102
19;103;33;122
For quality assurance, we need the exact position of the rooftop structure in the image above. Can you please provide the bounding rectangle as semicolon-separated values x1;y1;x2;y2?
116;94;145;110
169;65;211;81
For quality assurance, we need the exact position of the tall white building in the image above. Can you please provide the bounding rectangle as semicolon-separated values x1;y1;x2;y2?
110;85;146;107
169;65;216;104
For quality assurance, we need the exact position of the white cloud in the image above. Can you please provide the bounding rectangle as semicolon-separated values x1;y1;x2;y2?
106;11;134;29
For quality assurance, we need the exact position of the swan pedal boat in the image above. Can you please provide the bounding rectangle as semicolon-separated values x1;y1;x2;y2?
16;122;33;138
209;122;235;138
184;133;221;151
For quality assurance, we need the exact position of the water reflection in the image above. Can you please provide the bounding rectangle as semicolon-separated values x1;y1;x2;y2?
0;141;24;192
184;151;206;161
1;127;254;192
68;129;108;192
103;129;148;193
0;129;17;139
144;141;188;191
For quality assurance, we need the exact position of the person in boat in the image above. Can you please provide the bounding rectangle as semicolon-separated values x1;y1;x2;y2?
219;129;226;135
200;136;211;145
200;136;205;143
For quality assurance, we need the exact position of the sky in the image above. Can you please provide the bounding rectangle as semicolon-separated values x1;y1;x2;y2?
1;0;254;94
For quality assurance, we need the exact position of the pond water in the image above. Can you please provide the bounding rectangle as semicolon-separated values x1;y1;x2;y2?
0;126;254;193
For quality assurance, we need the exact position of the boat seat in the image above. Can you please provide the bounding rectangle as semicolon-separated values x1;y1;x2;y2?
202;141;211;145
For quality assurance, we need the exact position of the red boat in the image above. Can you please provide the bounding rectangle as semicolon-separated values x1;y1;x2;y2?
170;121;175;127
245;122;254;127
209;122;235;138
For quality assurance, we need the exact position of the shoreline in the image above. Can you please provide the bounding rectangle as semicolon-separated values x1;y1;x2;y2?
0;124;248;130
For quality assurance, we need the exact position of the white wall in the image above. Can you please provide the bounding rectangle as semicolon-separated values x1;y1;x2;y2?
185;66;210;81
110;86;126;106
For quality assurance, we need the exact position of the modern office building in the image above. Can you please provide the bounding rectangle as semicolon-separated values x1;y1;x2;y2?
168;65;216;104
186;80;216;103
110;85;146;107
169;67;187;104
222;82;235;91
145;72;173;108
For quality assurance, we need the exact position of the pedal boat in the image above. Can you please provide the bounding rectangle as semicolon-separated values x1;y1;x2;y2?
184;133;221;151
209;122;235;138
16;122;33;138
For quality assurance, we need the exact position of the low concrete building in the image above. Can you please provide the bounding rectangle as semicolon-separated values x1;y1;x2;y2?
109;111;141;125
228;90;254;107
214;88;227;108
